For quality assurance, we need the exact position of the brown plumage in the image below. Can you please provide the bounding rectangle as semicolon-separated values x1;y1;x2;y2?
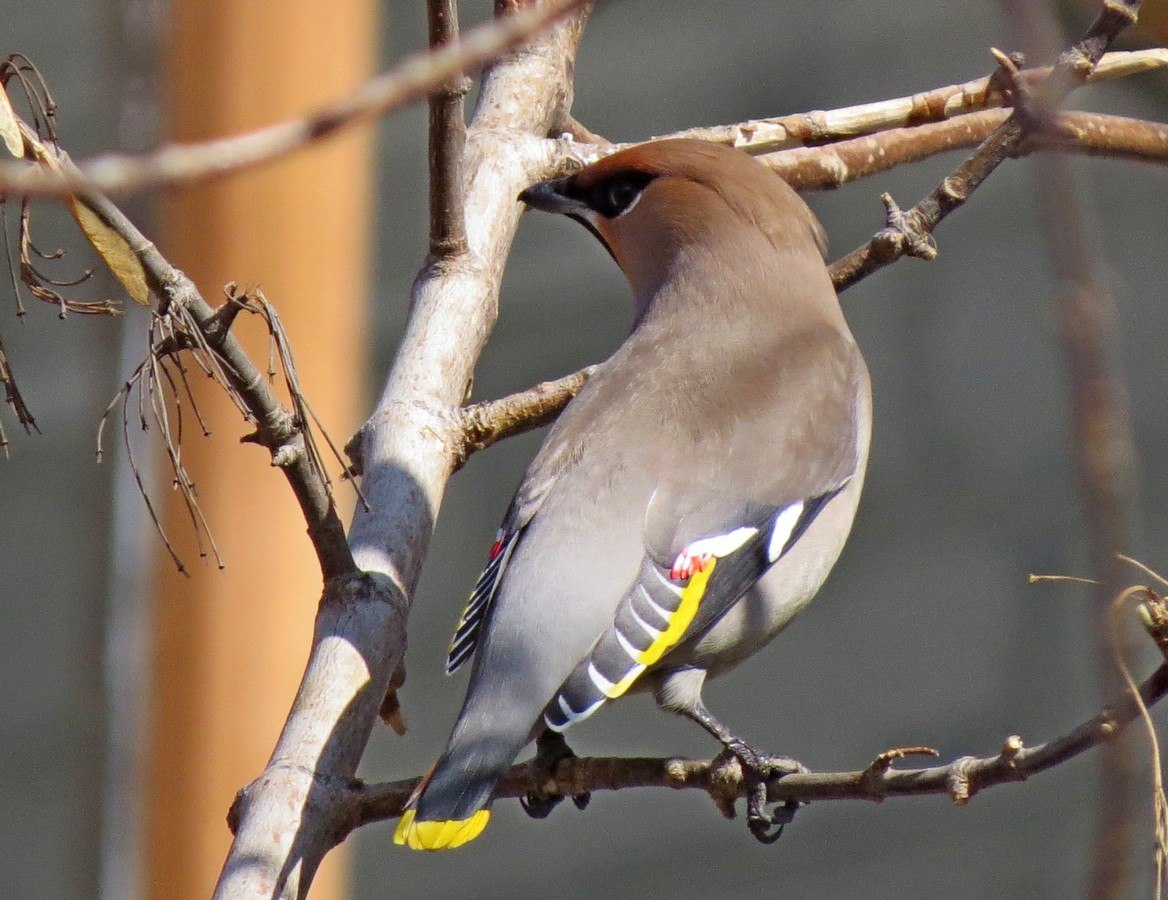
396;139;871;851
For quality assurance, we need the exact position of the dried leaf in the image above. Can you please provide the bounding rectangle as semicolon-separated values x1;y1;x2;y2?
0;88;24;158
68;199;150;305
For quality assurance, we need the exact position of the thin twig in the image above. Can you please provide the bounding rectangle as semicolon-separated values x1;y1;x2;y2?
0;327;37;449
827;0;1143;293
0;0;594;198
427;0;469;257
456;364;598;469
764;109;1168;192
654;48;1167;155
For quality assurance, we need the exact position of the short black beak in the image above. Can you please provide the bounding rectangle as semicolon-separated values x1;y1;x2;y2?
519;176;614;262
518;177;590;216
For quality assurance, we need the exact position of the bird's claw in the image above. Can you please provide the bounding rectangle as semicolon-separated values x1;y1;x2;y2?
747;790;799;844
518;788;592;819
519;792;563;819
732;747;808;845
520;731;591;820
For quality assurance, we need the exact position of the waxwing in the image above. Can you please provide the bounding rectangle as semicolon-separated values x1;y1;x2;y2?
395;138;872;850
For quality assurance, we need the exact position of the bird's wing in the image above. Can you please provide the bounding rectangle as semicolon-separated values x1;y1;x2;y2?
540;325;867;731
444;523;521;675
541;484;848;731
449;320;864;692
444;450;568;675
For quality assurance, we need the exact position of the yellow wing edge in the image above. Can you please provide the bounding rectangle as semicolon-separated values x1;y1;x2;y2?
605;558;718;699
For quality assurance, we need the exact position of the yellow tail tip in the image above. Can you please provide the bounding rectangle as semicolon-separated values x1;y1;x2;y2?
393;808;491;850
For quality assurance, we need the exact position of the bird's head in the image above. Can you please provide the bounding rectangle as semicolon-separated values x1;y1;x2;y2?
519;138;829;303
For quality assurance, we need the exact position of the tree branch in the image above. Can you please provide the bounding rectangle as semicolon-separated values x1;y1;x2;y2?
0;0;593;198
343;657;1168;834
654;48;1166;154
455;364;598;470
427;0;469;257
827;0;1144;293
763;110;1168;192
14;127;357;580
219;4;596;897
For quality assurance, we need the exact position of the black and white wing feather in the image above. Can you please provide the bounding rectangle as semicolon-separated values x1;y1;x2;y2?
445;527;522;675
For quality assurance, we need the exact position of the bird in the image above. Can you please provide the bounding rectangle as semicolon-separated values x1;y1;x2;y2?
394;138;871;850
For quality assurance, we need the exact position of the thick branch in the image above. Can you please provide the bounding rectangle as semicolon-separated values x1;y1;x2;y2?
346;8;591;592
0;0;592;197
218;4;596;898
350;661;1168;831
427;0;469;256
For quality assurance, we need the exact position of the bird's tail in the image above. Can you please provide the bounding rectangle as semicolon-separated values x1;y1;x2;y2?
394;724;527;850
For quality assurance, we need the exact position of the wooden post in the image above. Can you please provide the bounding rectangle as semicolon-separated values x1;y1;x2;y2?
146;2;375;897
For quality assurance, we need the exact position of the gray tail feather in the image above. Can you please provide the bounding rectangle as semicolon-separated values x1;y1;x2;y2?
415;728;531;823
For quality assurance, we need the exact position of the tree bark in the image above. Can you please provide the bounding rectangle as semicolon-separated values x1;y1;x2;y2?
214;4;593;897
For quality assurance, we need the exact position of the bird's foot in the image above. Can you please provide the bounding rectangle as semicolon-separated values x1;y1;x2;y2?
718;743;808;844
520;730;591;820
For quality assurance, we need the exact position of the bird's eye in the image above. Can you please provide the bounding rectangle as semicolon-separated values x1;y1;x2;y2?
594;175;649;218
606;181;636;211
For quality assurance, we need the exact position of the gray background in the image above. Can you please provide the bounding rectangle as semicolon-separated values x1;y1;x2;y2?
3;1;1167;898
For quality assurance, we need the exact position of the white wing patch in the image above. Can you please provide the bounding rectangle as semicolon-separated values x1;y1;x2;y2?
767;502;805;562
680;526;759;560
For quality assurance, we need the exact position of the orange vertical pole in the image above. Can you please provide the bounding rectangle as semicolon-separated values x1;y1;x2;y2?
146;2;375;898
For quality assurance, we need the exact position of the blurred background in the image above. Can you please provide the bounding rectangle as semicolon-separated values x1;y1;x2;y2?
2;1;1167;897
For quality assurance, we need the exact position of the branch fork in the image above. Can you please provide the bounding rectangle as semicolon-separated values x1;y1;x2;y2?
861;745;941;800
874;192;939;263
